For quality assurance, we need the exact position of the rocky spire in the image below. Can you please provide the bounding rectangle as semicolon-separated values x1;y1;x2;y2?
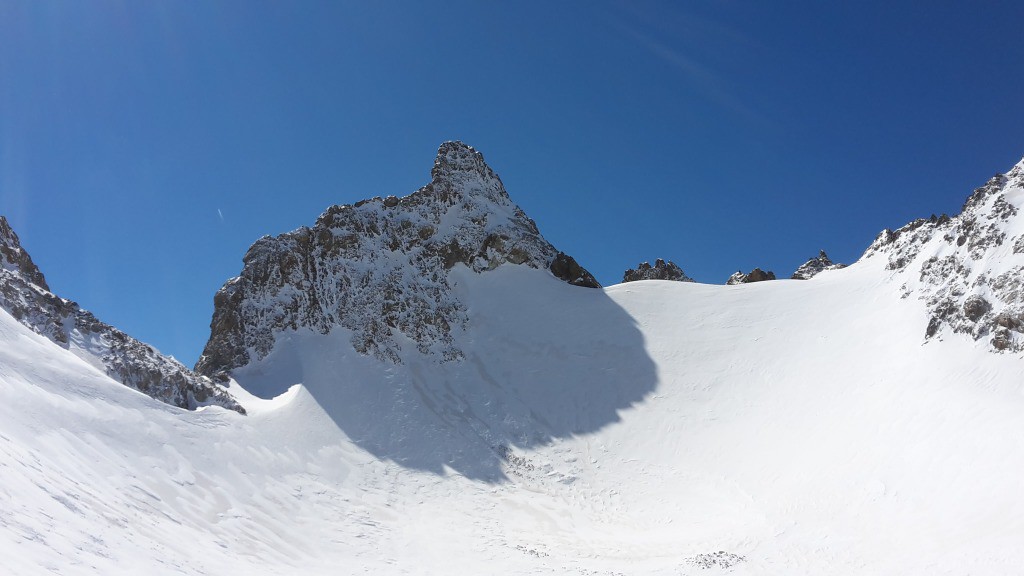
196;141;600;379
791;250;846;280
0;216;49;290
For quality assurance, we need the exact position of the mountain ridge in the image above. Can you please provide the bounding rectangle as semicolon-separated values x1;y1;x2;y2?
863;156;1024;351
0;217;243;413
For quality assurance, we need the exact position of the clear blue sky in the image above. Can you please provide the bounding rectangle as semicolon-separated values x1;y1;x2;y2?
2;1;1023;366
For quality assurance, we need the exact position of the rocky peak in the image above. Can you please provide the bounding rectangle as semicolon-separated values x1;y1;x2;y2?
0;216;49;290
0;216;242;413
622;259;695;283
431;140;500;183
196;142;600;379
791;250;846;280
863;155;1024;352
727;268;776;285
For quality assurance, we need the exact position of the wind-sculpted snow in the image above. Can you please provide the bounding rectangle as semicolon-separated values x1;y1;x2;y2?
0;216;242;413
864;157;1024;352
196;142;599;379
230;265;657;481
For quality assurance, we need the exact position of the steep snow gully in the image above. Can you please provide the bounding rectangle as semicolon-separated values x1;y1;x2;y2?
2;143;1024;575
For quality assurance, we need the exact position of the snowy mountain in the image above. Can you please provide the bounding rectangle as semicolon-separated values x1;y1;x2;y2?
0;216;242;413
195;141;598;378
2;147;1024;575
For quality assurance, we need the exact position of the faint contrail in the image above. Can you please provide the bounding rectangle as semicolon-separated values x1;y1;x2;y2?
217;208;224;223
605;15;768;127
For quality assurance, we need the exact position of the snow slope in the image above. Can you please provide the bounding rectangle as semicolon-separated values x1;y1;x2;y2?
3;251;1024;575
4;151;1024;575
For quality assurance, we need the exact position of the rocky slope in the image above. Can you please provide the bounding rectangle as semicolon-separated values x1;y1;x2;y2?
622;258;694;283
0;216;243;413
863;157;1024;352
726;267;776;285
196;141;599;378
791;250;846;280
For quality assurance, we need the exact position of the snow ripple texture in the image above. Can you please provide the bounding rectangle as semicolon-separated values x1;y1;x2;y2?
196;141;598;378
0;217;243;413
864;157;1024;352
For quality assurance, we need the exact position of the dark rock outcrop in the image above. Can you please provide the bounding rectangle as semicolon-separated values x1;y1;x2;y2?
0;216;243;413
551;252;600;288
196;141;599;379
863;157;1024;352
727;268;776;285
622;259;695;283
791;250;846;280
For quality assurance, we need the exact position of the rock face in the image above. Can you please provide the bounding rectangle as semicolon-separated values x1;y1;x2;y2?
863;156;1024;352
0;216;243;413
622;259;695;283
727;268;776;285
195;141;600;379
0;217;49;290
791;250;847;280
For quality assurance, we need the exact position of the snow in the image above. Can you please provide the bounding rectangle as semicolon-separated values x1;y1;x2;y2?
3;250;1024;574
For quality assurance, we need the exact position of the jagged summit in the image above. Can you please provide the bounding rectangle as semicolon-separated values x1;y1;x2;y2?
622;259;694;283
0;216;49;290
0;216;242;412
431;141;499;182
791;250;846;280
863;155;1024;352
196;142;599;379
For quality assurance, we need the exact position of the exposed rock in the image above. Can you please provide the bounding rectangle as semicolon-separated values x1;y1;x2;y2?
963;295;991;322
196;141;599;379
0;216;49;290
727;268;776;285
791;250;846;280
550;252;600;288
863;157;1024;352
622;258;695;283
685;551;746;570
0;216;242;413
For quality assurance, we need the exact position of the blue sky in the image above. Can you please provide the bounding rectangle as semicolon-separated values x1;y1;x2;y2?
2;1;1023;366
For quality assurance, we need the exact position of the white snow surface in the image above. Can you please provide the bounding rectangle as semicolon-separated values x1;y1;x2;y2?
3;253;1024;574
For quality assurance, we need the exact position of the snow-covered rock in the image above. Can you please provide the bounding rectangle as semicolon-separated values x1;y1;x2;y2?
0;216;242;413
863;156;1024;352
622;258;695;283
726;267;776;285
791;250;846;280
196;141;599;378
